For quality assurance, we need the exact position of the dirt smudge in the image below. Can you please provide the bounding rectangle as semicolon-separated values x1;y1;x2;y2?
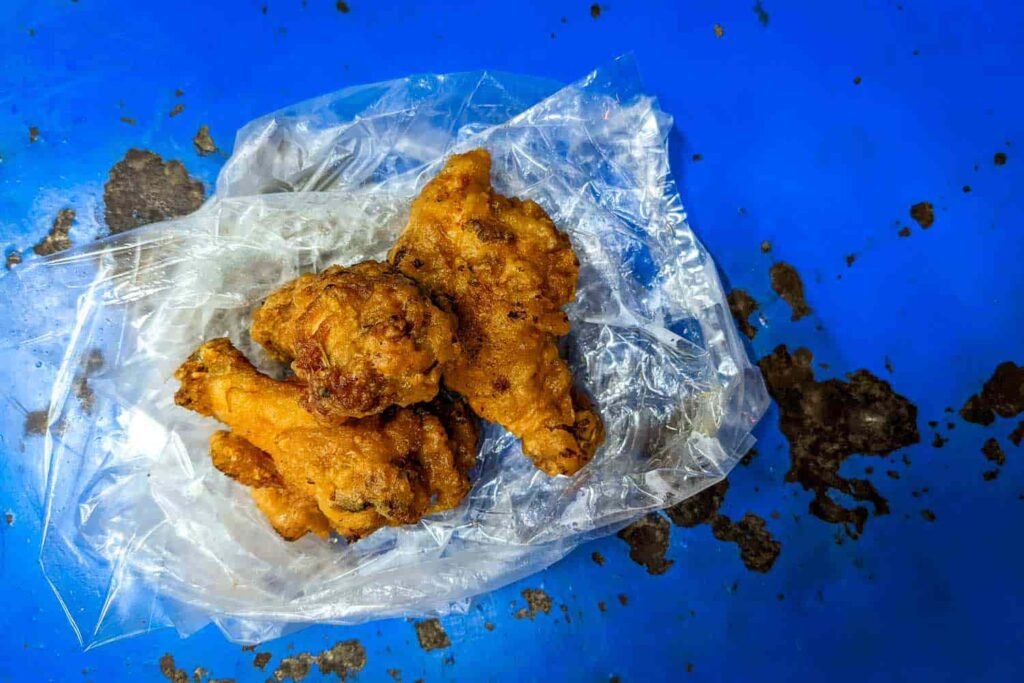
727;289;759;339
982;438;1006;466
159;654;189;683
590;4;601;19
194;125;218;156
921;509;936;522
960;362;1024;426
710;514;781;572
666;479;729;528
714;23;724;38
104;149;205;234
759;345;919;537
1009;421;1024;447
769;262;811;321
591;551;605;566
414;619;450;651
33;208;75;256
516;588;553;619
318;640;367;680
169;103;185;118
616;513;673;575
910;202;934;229
29;126;40;143
253;652;272;670
753;1;770;26
994;152;1007;166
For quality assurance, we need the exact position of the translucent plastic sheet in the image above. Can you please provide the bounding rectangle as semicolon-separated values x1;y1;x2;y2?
0;55;768;647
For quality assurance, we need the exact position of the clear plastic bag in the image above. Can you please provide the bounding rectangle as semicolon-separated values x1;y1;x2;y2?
0;55;768;647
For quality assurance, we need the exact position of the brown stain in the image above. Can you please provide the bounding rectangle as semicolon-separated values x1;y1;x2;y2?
617;593;629;606
29;126;40;143
269;640;365;681
982;438;1006;466
590;4;601;19
24;410;51;435
909;202;934;229
616;513;673;575
753;0;770;26
921;509;937;522
318;640;367;680
898;227;911;238
159;654;189;683
666;479;729;527
597;601;607;612
994;152;1007;165
770;262;812;321
960;362;1024;426
103;149;205;234
727;289;759;339
714;23;724;38
516;588;553;619
414;619;451;651
710;514;781;572
253;652;272;670
759;345;919;537
120;116;137;125
169;104;185;118
760;240;772;253
591;551;605;566
336;1;350;12
33;208;75;256
387;669;402;682
193;125;218;156
483;622;495;631
1009;421;1024;446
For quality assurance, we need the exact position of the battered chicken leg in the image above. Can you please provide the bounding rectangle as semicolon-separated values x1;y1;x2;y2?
251;261;457;421
388;149;604;475
176;338;478;541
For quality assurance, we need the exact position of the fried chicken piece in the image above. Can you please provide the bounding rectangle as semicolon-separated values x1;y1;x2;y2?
388;149;604;476
251;261;457;420
176;338;478;541
209;431;331;540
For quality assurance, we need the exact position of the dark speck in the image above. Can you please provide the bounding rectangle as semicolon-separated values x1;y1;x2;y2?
769;262;812;321
414;619;450;651
910;202;934;229
845;254;856;267
29;126;40;143
753;0;770;26
169;103;185;118
853;76;862;85
616;514;673;575
590;4;601;19
898;227;911;238
962;185;971;193
692;153;703;161
994;152;1007;165
336;1;350;12
591;551;605;566
921;509;936;522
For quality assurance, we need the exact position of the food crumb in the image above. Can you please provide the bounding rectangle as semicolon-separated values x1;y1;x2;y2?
760;240;772;253
910;202;934;229
921;510;936;522
169;104;185;118
769;262;812;321
617;513;674;575
983;469;1000;481
336;1;349;12
484;622;495;631
982;438;1006;466
898;226;911;238
253;652;271;670
33;208;75;256
714;23;724;38
590;4;601;19
591;551;605;566
727;289;759;339
597;601;607;612
193;124;218;156
617;594;629;606
29;126;40;143
994;152;1007;165
414;620;450;651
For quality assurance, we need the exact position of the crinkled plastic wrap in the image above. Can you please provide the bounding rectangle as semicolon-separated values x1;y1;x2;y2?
0;56;768;647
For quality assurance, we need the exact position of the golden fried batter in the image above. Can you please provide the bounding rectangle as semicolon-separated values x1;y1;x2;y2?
176;338;478;540
251;260;457;420
389;149;604;475
209;431;331;540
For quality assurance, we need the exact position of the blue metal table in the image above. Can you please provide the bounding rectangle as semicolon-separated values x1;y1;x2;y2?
1;1;1022;681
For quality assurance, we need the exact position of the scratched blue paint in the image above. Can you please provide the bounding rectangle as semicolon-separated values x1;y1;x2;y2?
1;1;1023;681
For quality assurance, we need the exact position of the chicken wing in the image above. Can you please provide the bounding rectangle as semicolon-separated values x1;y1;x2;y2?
388;149;604;476
251;260;457;420
176;338;478;540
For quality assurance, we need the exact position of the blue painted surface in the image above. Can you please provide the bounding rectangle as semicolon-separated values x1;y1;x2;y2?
1;1;1022;681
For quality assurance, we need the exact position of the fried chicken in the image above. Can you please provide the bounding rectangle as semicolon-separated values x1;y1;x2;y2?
176;338;478;541
388;149;604;475
251;261;457;420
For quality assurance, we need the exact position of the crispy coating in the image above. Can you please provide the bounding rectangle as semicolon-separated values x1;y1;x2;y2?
175;338;478;540
209;431;331;540
388;149;604;475
251;261;456;420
